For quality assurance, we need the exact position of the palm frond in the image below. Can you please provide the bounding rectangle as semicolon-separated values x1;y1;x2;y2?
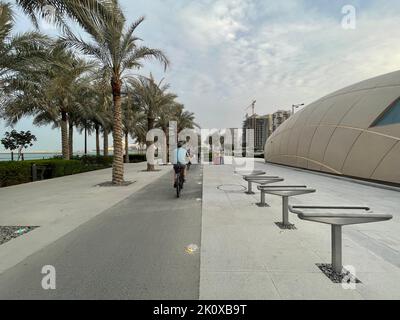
0;2;13;43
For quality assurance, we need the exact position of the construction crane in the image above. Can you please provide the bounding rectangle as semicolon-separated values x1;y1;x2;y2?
244;100;257;117
244;100;257;133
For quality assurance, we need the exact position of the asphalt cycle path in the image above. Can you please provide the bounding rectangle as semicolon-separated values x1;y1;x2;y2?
0;165;203;299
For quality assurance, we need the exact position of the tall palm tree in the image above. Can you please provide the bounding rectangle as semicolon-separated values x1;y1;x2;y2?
70;74;113;157
175;107;198;132
3;45;93;159
156;102;181;163
65;76;96;157
0;2;50;98
60;2;169;184
129;74;177;170
16;0;112;32
92;77;113;157
122;87;145;163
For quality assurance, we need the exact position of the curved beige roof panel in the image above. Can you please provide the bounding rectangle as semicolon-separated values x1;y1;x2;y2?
265;70;400;185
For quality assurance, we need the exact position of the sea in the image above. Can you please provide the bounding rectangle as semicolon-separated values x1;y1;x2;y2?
0;152;96;161
0;151;144;161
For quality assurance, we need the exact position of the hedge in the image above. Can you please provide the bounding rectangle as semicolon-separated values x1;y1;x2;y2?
0;161;32;187
128;154;146;163
72;155;114;166
0;156;113;188
0;154;150;188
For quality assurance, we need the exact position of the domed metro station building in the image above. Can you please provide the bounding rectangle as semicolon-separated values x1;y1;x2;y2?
265;70;400;185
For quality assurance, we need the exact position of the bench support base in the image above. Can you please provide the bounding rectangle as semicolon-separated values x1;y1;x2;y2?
332;225;343;274
256;203;270;207
256;191;270;207
282;196;290;226
245;181;255;195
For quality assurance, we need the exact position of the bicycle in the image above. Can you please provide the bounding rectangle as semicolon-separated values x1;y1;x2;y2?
174;165;185;198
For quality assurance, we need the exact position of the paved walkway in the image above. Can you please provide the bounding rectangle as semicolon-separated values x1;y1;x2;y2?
1;159;399;299
199;160;400;300
0;165;203;299
0;163;169;274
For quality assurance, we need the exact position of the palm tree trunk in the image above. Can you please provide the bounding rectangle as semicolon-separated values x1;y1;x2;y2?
125;132;129;163
61;110;70;160
146;117;155;171
95;124;100;156
147;117;155;133
103;129;109;157
69;119;73;158
163;127;169;164
111;77;124;184
84;123;88;155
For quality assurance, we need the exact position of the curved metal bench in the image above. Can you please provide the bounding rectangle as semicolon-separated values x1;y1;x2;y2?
256;185;307;207
261;188;316;227
235;170;265;176
243;176;283;195
289;205;393;274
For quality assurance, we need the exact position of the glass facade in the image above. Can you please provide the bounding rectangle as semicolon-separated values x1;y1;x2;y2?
374;98;400;126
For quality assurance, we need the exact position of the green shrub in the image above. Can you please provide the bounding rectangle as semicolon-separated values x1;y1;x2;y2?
128;154;146;163
47;160;82;177
0;156;114;188
0;161;32;187
71;155;113;166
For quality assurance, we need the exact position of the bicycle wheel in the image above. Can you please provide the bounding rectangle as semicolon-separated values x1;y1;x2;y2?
176;173;181;198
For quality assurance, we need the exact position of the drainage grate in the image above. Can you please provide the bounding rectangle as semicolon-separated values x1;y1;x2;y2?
275;222;297;230
95;181;136;187
0;226;39;246
317;263;362;284
217;184;247;192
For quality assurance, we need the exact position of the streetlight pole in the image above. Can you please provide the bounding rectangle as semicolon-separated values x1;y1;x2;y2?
292;103;305;116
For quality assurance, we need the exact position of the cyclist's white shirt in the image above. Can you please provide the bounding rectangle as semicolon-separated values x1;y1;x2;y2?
172;148;188;165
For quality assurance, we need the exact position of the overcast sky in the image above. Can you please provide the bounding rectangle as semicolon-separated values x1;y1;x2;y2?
2;0;400;152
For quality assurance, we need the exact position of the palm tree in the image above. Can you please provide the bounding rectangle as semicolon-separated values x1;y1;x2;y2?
60;2;169;184
65;76;97;157
0;2;50;101
156;102;181;163
16;0;112;32
175;107;198;132
69;73;113;157
129;74;177;170
92;77;113;157
122;86;146;163
3;45;93;159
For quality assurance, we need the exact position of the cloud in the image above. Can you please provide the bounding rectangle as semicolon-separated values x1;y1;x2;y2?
147;0;400;128
4;0;400;151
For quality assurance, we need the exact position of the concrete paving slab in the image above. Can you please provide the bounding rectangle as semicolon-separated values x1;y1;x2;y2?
201;225;268;272
355;272;400;299
270;272;363;300
200;160;400;299
200;271;280;300
0;165;203;299
0;163;169;274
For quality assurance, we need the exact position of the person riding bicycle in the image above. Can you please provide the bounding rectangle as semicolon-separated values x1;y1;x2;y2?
184;141;194;168
172;141;188;188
